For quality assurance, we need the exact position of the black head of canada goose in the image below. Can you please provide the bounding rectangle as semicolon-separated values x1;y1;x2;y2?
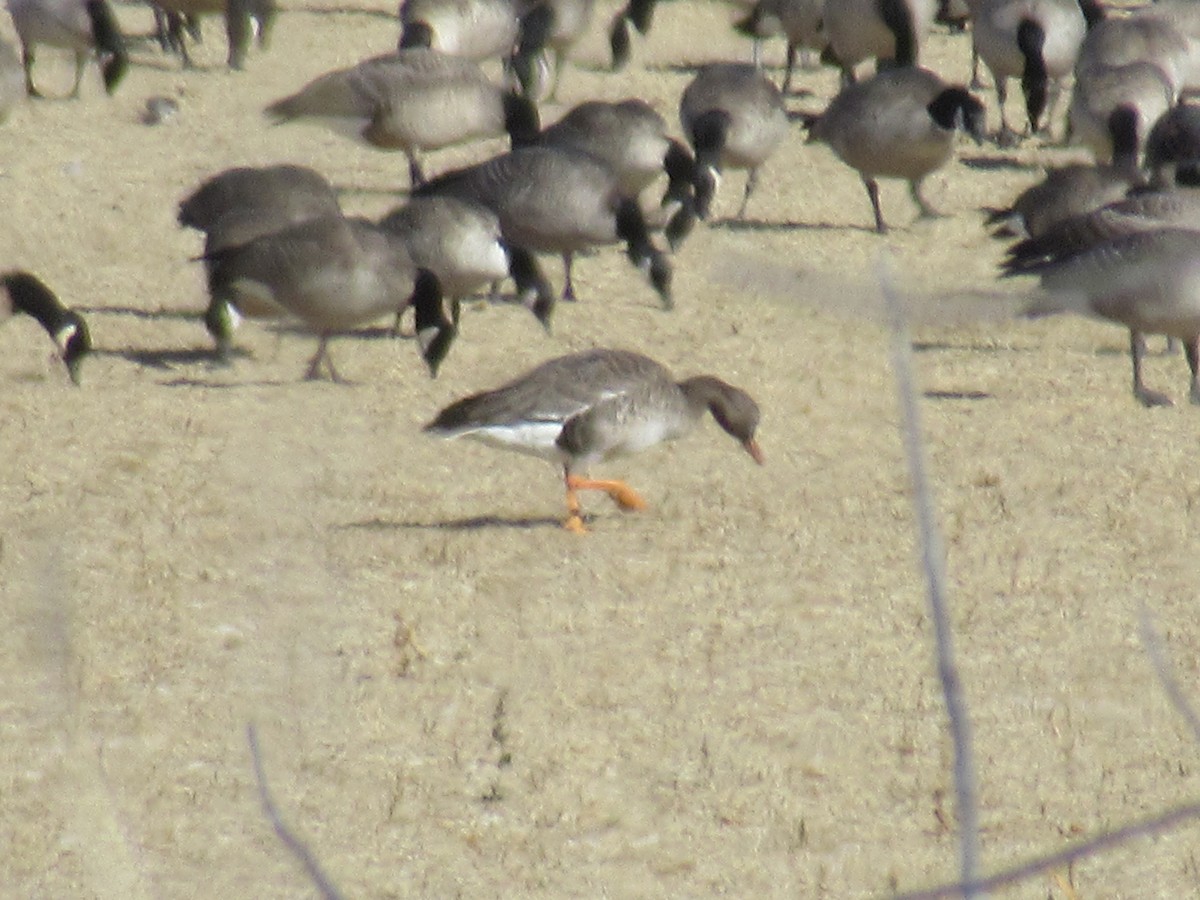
202;215;454;381
8;0;127;98
679;63;788;221
398;0;521;62
265;50;540;187
414;145;673;308
525;98;699;249
2;271;92;384
1146;102;1200;187
511;0;595;100
822;0;937;83
608;0;656;70
982;162;1141;239
1009;227;1200;407
152;0;275;70
379;194;556;329
807;67;985;233
424;348;763;532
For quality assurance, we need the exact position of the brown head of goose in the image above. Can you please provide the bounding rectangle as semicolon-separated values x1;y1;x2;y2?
2;271;92;384
424;348;763;532
265;49;540;187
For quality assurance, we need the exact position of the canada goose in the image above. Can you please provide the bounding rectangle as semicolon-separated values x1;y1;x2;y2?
807;66;985;232
1147;102;1200;187
2;270;91;384
608;0;656;70
8;0;127;97
971;0;1092;143
822;0;937;82
202;215;454;380
1011;227;1200;407
1003;187;1200;273
679;62;788;220
265;49;541;187
378;194;555;327
1139;1;1200;92
398;0;520;61
0;38;22;121
530;98;698;248
153;0;275;70
1076;13;1194;98
178;163;342;254
1067;61;1176;169
424;348;763;532
733;0;825;94
511;0;595;100
414;145;673;307
982;162;1140;238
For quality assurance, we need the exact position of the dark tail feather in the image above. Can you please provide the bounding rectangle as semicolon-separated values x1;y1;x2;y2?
85;0;128;94
615;199;672;309
411;269;455;377
506;245;555;331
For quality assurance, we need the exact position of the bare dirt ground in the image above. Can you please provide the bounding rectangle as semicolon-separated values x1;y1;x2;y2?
4;1;1200;896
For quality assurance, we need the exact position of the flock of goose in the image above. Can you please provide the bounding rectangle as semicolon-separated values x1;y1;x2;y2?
5;0;1200;528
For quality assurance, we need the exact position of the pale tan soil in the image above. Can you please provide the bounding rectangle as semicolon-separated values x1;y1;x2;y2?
3;1;1200;897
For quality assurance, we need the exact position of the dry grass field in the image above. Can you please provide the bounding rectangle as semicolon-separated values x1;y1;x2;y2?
4;0;1200;896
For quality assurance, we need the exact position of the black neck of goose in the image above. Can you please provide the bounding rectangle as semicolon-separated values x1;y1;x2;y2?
1017;19;1048;132
1109;105;1141;174
927;87;985;141
1077;0;1104;29
85;0;128;94
398;20;433;50
678;375;760;444
503;92;541;148
5;272;73;334
879;0;917;67
690;108;730;172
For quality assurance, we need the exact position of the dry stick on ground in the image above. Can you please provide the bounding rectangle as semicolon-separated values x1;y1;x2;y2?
246;723;345;900
1139;603;1200;747
879;259;982;896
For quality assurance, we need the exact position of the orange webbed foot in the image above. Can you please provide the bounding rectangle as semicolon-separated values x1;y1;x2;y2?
566;476;647;512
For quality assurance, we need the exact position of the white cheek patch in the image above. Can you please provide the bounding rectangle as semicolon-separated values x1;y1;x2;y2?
53;323;77;355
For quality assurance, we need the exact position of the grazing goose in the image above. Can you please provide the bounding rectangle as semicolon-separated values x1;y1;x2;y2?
733;0;825;94
178;163;343;254
265;49;540;187
679;63;788;220
1010;227;1200;407
530;98;698;247
415;145;672;307
153;0;275;70
1076;13;1194;98
8;0;127;97
398;0;520;61
971;0;1093;143
378;194;555;327
511;0;595;100
424;348;763;533
203;215;454;380
806;66;985;232
2;271;91;384
1067;60;1176;169
0;38;22;121
1147;102;1200;187
983;162;1141;238
822;0;937;82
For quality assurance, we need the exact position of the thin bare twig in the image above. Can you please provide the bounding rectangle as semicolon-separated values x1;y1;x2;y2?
879;259;982;896
892;800;1200;899
1138;603;1200;747
246;723;345;900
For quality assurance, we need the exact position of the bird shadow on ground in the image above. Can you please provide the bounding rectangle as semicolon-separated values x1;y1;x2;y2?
288;3;397;19
911;341;1035;354
78;305;200;322
340;515;566;532
100;346;245;370
713;217;877;235
923;389;994;401
959;154;1041;172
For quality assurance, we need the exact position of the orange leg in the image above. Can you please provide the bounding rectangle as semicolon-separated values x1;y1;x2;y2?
566;475;647;510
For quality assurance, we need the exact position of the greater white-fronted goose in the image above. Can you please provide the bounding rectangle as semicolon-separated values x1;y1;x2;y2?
1012;227;1200;406
983;162;1141;238
153;0;275;70
807;66;985;232
414;145;672;307
1067;60;1176;169
203;215;453;380
822;0;937;82
679;62;788;220
734;0;825;94
0;38;22;121
971;0;1094;143
424;348;763;532
265;49;540;187
529;98;698;247
2;271;91;384
398;0;520;61
378;194;555;327
8;0;127;97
